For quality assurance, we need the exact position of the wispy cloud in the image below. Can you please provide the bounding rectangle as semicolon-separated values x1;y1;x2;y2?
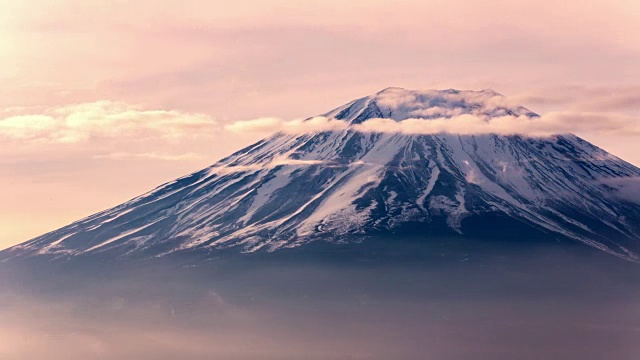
600;176;640;203
0;101;217;144
224;112;640;137
223;117;282;133
224;116;348;134
355;112;640;137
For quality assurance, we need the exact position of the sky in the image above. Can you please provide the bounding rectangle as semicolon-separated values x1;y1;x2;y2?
1;0;639;249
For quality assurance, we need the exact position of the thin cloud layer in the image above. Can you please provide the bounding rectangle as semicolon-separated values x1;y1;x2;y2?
0;101;217;144
600;176;640;203
225;116;348;134
223;117;283;133
356;112;640;136
225;112;640;137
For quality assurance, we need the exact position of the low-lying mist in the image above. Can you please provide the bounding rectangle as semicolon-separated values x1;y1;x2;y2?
1;238;640;360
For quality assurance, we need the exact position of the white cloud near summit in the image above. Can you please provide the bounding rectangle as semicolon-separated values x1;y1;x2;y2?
224;112;640;137
356;112;640;137
223;88;640;138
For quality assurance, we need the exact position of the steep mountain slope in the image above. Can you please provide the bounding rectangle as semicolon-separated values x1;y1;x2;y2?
4;88;640;261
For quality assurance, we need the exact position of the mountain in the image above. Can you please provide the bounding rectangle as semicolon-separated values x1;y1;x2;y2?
3;87;640;262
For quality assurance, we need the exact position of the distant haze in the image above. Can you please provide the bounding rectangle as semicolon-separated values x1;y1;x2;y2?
2;242;640;360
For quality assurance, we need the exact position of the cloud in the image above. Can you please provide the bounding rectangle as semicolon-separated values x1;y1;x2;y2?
374;88;517;116
0;101;217;144
223;117;282;133
281;117;349;133
355;112;640;137
224;111;640;137
224;116;348;134
0;115;59;139
600;176;640;203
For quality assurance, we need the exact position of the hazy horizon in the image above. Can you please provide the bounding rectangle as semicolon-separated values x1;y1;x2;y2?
3;238;640;359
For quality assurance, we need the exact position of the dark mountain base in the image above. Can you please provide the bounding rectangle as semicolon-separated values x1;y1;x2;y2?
2;236;640;360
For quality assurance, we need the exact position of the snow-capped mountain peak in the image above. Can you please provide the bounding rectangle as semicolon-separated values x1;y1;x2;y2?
322;87;539;124
3;88;640;262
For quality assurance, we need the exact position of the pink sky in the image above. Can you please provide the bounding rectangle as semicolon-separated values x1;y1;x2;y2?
1;0;639;249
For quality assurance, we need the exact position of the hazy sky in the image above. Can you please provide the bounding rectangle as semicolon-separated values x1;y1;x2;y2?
1;0;639;249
